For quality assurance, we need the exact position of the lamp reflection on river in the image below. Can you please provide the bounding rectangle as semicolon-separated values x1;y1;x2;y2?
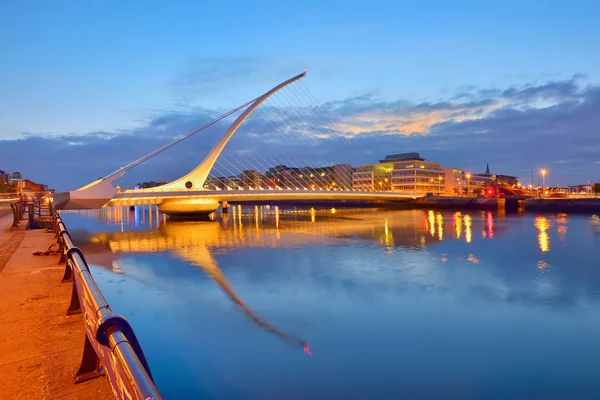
436;213;443;241
535;216;550;252
486;212;494;239
453;212;462;239
464;214;472;243
428;210;435;237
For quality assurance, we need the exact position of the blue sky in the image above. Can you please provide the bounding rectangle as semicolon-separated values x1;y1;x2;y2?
1;0;599;190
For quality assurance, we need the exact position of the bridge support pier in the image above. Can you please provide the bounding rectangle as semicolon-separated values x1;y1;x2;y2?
157;198;220;219
221;201;229;213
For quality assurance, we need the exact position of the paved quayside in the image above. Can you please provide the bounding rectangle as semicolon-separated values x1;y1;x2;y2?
0;205;111;399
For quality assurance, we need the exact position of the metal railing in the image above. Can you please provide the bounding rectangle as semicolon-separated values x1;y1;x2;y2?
53;211;163;400
9;201;24;227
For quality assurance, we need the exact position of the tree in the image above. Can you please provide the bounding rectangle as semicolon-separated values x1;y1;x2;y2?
0;180;16;193
593;183;600;196
472;186;484;197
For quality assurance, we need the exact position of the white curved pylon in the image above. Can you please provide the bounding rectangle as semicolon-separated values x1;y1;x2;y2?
140;70;307;192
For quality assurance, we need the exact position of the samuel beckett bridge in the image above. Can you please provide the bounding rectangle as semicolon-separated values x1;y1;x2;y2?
53;71;419;216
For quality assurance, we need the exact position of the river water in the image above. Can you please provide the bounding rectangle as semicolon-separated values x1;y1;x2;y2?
60;206;600;399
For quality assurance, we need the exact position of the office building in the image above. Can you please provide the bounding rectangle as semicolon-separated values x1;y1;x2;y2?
353;153;445;194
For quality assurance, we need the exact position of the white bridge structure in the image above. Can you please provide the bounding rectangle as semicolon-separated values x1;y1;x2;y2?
53;71;419;216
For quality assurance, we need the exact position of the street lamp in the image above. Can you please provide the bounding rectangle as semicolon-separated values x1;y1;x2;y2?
541;169;547;198
466;173;471;196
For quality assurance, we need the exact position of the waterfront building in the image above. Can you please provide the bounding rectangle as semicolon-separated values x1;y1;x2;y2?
9;171;22;185
353;153;445;194
204;164;353;191
271;164;352;190
204;176;243;190
443;168;464;195
0;170;10;184
240;169;264;189
470;163;519;188
135;181;168;189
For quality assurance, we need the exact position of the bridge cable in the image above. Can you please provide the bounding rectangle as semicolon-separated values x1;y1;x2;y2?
261;95;342;190
287;82;358;191
269;88;355;191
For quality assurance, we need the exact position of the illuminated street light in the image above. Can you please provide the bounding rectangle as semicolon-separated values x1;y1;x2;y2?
541;169;547;198
466;173;472;196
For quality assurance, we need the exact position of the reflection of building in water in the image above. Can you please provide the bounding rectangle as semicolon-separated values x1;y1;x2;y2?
535;216;550;252
592;215;600;236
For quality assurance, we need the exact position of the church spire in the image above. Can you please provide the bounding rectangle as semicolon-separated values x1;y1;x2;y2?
485;162;490;175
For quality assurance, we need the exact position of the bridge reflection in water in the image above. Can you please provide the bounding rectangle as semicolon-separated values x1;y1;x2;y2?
67;205;543;358
71;206;575;267
72;206;486;351
56;204;600;399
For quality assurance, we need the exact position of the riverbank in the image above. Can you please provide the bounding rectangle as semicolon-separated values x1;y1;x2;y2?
403;196;600;213
525;198;600;213
0;208;111;399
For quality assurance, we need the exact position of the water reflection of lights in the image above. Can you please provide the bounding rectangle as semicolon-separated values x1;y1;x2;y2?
464;215;472;243
556;213;568;224
557;225;567;243
453;212;462;239
436;213;443;241
535;216;550;252
486;212;494;239
467;254;480;264
310;207;316;223
537;260;550;272
432;254;448;262
428;210;435;237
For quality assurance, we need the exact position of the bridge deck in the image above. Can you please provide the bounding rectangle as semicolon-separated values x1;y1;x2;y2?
107;189;418;206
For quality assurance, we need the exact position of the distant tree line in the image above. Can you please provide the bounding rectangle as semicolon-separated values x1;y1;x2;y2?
593;183;600;195
0;180;16;193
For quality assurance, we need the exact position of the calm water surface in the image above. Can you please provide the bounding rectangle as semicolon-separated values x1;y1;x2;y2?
61;207;600;399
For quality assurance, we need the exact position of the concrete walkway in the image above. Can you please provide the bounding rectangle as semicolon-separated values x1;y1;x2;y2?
0;208;112;399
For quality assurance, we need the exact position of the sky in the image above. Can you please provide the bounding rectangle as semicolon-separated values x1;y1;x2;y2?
1;0;599;190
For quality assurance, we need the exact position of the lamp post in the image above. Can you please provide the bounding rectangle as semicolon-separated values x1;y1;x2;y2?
466;173;471;197
541;169;547;198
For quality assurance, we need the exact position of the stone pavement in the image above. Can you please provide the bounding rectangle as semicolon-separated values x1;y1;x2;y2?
0;209;112;399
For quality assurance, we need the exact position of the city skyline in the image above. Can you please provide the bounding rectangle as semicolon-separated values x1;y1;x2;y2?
2;1;600;190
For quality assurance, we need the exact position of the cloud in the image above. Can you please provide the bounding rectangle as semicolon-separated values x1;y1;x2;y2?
1;75;599;190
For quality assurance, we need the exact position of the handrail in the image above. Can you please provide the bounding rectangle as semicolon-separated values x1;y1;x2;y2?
53;211;162;400
10;201;24;227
